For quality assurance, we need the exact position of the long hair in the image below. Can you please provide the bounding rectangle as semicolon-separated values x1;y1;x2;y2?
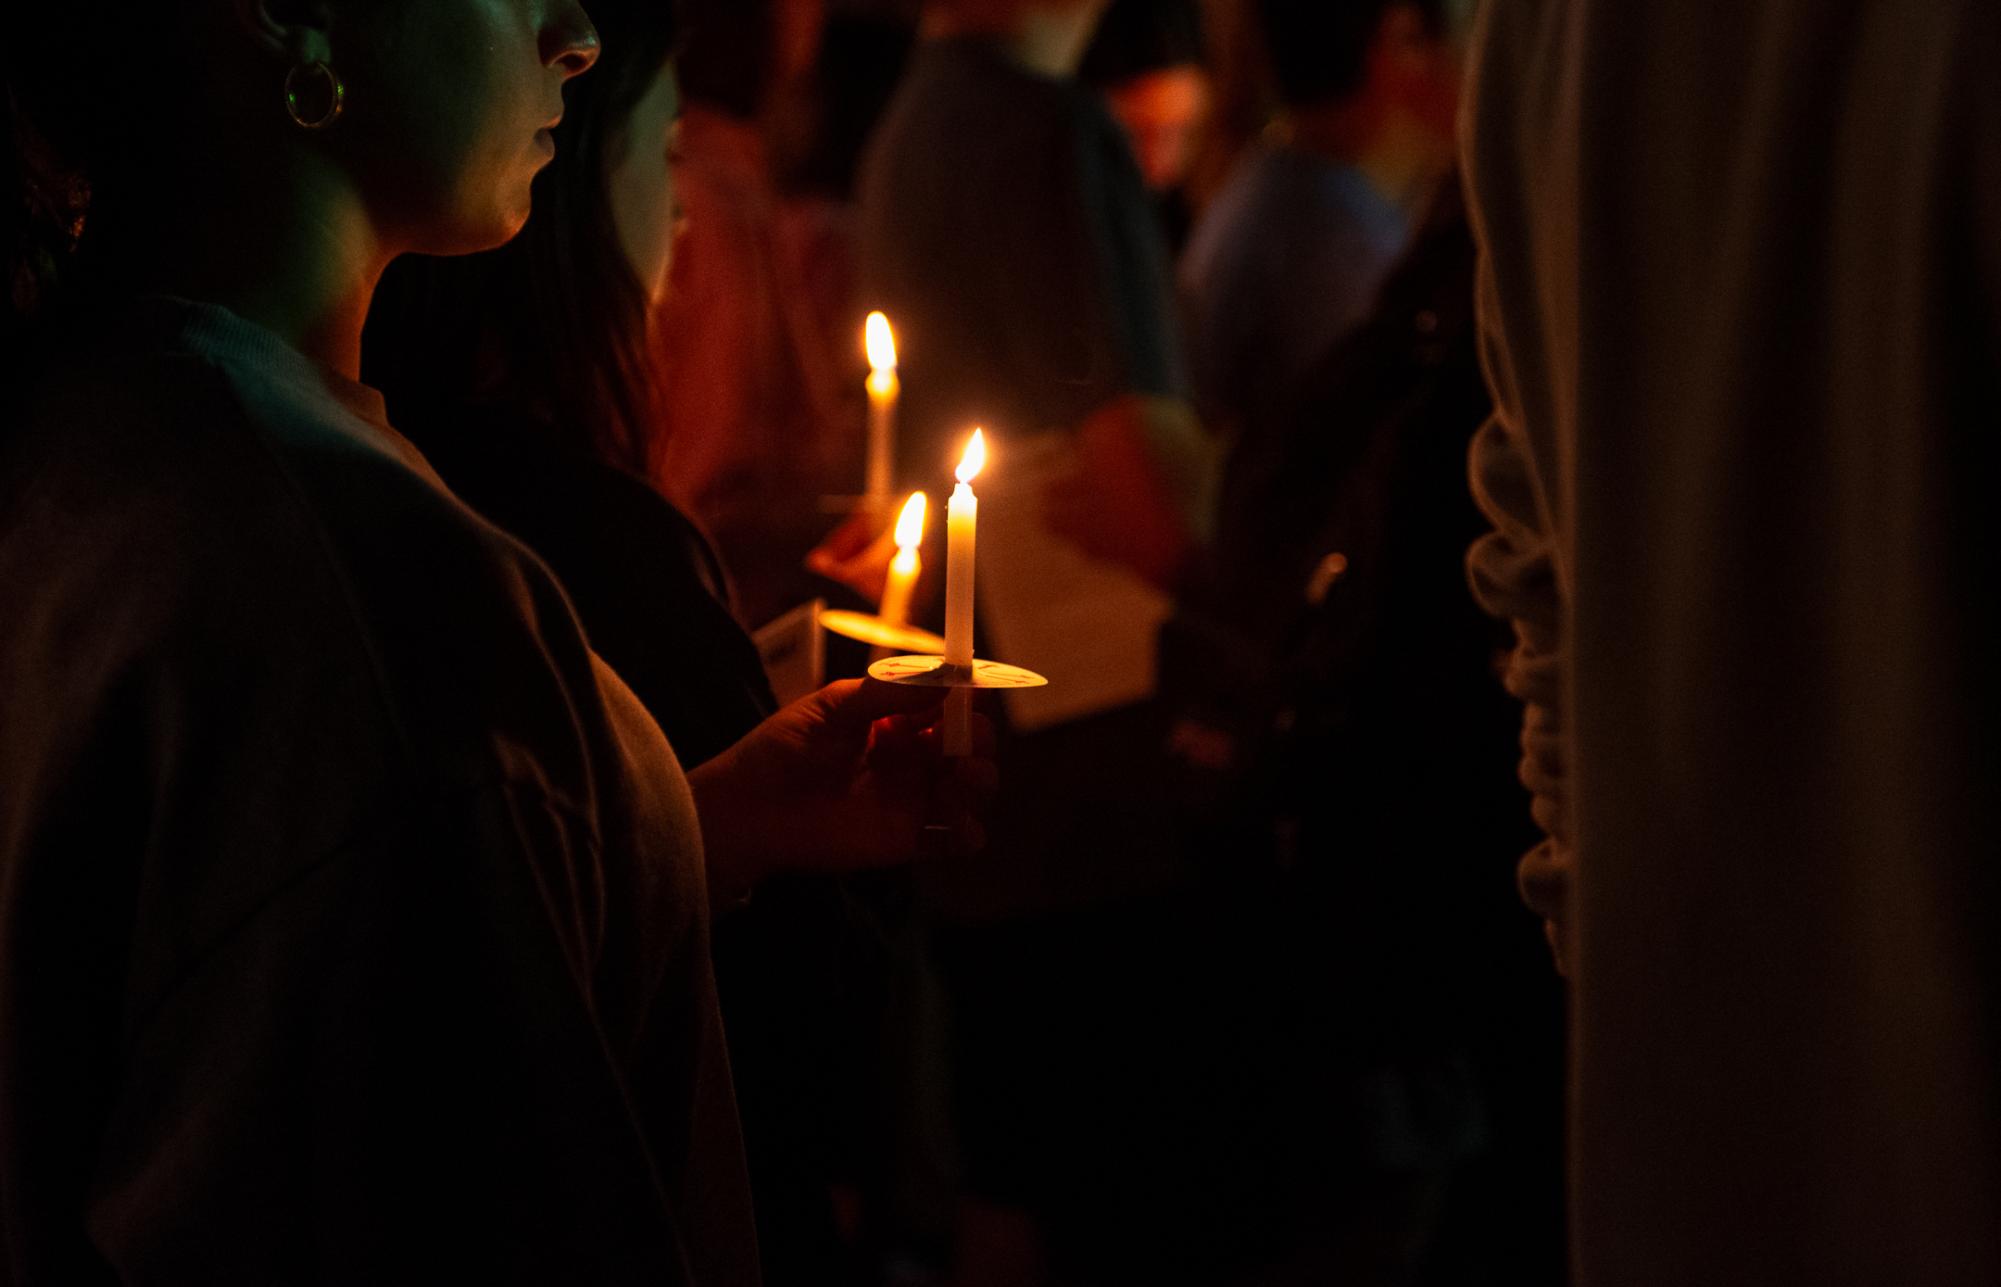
2;87;83;347
3;9;183;348
362;0;681;479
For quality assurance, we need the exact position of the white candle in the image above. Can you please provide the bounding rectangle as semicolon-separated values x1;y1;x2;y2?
944;430;984;666
879;491;926;629
943;429;985;755
865;312;898;508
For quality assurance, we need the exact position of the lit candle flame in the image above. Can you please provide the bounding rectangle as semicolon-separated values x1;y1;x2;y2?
955;428;987;485
865;311;897;374
894;491;928;549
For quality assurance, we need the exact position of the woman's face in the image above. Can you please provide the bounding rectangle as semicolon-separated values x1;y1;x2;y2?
1106;65;1211;193
331;0;601;256
605;60;684;308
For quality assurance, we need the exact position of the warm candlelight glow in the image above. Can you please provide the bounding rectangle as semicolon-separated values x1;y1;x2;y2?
955;428;987;484
943;429;983;755
878;492;926;634
894;490;927;549
864;313;900;504
866;311;898;374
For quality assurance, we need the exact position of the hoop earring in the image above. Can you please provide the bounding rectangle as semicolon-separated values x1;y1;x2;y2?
284;62;346;130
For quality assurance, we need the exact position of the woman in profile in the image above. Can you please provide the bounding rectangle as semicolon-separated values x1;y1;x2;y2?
360;4;917;1275
0;2;957;1281
363;0;767;776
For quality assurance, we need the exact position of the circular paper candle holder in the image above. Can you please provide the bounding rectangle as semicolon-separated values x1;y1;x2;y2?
865;654;1049;691
818;608;949;656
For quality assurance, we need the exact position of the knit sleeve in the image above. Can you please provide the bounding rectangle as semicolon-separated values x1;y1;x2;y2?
1465;341;1572;964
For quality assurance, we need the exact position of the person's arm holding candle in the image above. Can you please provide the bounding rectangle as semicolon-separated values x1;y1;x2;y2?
690;677;998;895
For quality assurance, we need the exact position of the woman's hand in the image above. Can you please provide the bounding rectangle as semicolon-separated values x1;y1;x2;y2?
688;678;997;904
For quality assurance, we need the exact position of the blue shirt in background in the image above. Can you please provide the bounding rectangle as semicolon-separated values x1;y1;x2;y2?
1181;140;1410;436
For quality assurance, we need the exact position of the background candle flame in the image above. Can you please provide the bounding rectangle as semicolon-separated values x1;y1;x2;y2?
955;428;987;484
865;311;897;373
894;491;928;548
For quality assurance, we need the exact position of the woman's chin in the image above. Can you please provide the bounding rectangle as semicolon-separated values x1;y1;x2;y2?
488;203;537;249
416;202;535;258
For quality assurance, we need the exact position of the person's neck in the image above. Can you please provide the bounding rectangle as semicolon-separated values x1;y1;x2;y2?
95;156;389;381
923;4;1104;79
1281;96;1447;211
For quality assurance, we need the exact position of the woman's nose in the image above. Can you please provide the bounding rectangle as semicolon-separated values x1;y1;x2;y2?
543;1;601;78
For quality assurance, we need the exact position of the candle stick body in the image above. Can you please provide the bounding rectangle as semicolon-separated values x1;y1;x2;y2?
943;685;974;756
941;432;984;757
880;547;919;629
944;481;976;668
866;371;898;506
943;480;977;755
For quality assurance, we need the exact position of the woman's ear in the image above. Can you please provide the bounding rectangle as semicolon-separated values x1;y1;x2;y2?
232;0;336;64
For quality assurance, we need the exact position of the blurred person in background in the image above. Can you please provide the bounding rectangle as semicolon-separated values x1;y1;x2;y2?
775;3;919;418
1182;0;1282;213
650;0;859;630
1181;0;1465;446
1171;0;1472;674
860;0;1205;532
1161;175;1566;1286
1150;5;1561;1280
1080;0;1211;252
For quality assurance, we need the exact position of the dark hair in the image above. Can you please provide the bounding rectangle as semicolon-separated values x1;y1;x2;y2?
3;89;81;344
3;11;184;343
363;0;680;478
1256;0;1443;107
675;0;775;120
1080;0;1206;89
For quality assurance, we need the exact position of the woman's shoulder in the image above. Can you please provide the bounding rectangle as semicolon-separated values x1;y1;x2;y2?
5;322;369;644
10;315;624;795
235;396;630;795
386;397;775;763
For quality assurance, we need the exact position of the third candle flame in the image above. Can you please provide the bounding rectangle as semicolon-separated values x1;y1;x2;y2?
894;491;927;548
866;311;897;374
